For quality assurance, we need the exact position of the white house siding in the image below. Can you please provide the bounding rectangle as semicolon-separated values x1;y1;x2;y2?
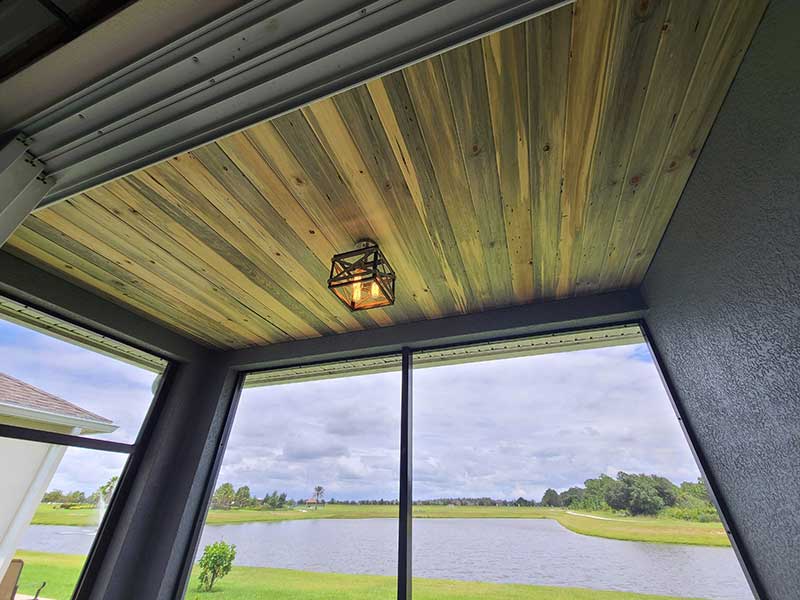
0;435;69;577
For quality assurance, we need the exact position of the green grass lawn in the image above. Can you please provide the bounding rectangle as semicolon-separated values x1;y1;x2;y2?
14;551;702;600
33;504;99;526
14;551;84;599
33;503;729;547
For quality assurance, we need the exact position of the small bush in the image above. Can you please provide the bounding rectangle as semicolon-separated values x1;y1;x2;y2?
664;491;720;522
664;505;720;522
198;541;236;592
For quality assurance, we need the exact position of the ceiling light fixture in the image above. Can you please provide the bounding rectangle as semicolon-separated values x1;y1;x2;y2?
328;239;396;311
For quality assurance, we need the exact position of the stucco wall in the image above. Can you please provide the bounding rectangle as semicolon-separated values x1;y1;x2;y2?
641;1;800;598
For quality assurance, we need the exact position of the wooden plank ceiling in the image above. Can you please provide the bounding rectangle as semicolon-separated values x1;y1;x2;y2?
4;0;767;349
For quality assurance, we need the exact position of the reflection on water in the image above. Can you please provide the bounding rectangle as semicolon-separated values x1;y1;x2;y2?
21;518;751;600
21;525;97;555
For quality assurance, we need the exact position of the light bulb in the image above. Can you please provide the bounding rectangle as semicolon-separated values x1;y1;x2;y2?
371;281;379;298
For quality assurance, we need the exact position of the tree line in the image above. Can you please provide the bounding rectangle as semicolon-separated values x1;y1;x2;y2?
43;476;118;508
210;483;405;509
207;473;719;522
539;473;718;520
210;484;295;510
412;474;717;520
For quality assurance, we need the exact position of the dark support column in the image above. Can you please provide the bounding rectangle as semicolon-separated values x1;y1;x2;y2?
397;348;413;600
75;354;244;600
642;1;799;598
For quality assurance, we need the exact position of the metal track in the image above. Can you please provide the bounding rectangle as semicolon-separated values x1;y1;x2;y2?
3;0;570;207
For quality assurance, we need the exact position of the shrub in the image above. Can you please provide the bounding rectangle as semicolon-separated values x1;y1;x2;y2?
665;492;720;522
198;541;236;592
664;505;720;522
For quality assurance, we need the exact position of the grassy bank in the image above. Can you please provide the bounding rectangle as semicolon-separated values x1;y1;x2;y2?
33;503;729;547
14;551;83;599
14;551;702;600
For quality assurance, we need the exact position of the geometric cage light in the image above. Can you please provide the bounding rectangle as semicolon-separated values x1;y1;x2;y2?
328;239;396;311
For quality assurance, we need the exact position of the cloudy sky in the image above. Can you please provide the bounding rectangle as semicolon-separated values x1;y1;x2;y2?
0;318;700;502
0;319;158;493
222;341;700;503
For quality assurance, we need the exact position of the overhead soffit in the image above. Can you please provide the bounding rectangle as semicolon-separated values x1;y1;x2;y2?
3;0;767;349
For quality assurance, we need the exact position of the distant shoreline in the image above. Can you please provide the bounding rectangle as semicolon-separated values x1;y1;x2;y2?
32;503;728;547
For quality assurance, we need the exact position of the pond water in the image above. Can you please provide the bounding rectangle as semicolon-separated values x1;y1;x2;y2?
21;518;751;600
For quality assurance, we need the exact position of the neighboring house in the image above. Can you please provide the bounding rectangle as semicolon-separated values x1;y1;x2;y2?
0;372;117;578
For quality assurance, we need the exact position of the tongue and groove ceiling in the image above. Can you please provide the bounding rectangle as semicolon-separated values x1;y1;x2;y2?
3;0;767;349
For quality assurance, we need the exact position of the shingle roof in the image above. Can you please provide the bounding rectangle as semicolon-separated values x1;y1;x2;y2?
0;371;113;426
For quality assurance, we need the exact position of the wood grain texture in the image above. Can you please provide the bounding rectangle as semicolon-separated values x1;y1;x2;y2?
5;1;767;349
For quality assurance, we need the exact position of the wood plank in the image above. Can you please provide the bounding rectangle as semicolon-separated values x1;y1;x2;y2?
94;180;293;343
7;225;221;347
132;164;333;339
242;122;396;328
620;0;768;285
13;216;237;346
483;24;533;304
556;0;617;297
526;5;572;301
268;112;419;323
441;40;514;305
331;85;461;314
367;74;476;313
575;0;669;294
300;99;436;320
214;133;339;266
243;122;358;252
601;0;719;287
269;112;379;244
402;56;493;310
5;5;764;348
190;142;370;333
45;197;274;345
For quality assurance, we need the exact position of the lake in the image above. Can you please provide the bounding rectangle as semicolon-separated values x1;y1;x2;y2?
21;518;751;600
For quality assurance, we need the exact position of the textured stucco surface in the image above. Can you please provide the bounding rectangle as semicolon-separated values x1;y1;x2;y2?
642;1;800;598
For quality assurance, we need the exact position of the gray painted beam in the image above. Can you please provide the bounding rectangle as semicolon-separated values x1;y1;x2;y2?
3;0;569;207
0;0;246;130
0;250;208;362
0;136;28;173
0;136;54;244
224;289;647;372
0;173;55;244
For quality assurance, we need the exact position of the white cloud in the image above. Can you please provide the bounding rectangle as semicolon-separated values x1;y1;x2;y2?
209;343;700;502
1;317;700;501
0;320;160;493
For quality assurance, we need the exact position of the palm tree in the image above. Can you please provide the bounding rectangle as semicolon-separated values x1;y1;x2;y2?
314;485;325;510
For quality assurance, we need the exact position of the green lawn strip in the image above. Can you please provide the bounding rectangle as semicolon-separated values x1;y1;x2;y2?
32;504;99;526
14;552;701;600
184;566;701;600
553;512;728;547
13;551;84;599
31;504;729;547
